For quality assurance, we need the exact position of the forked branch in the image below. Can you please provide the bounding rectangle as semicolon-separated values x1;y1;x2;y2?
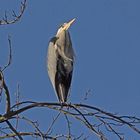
0;102;140;139
0;0;27;25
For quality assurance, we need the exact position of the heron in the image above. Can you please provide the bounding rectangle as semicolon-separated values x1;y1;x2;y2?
47;18;75;103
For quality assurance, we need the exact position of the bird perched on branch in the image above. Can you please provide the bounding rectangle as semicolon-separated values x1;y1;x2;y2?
47;18;76;103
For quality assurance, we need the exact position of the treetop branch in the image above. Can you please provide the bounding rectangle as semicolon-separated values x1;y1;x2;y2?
0;0;27;25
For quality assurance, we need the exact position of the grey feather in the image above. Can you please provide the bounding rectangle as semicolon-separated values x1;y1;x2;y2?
47;19;75;103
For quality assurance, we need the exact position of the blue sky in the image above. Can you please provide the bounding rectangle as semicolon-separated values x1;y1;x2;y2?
0;0;140;139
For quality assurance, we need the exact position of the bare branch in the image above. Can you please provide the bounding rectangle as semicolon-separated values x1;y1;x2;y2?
0;71;11;113
0;0;27;25
0;132;57;140
2;35;12;71
71;104;106;140
20;116;45;140
6;120;23;140
74;104;140;135
0;72;3;96
15;84;20;130
64;114;72;139
1;102;139;139
46;112;61;135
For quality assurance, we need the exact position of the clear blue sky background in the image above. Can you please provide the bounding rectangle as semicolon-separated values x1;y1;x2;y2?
0;0;140;139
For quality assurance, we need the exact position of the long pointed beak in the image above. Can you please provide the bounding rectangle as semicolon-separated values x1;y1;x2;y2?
63;18;76;31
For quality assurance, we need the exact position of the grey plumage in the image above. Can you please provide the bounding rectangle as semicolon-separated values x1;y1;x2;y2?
47;18;75;103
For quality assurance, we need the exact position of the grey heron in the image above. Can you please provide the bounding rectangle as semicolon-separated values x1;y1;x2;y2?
47;18;75;103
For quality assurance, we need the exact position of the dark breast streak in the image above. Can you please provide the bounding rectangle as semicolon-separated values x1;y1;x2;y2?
55;54;73;102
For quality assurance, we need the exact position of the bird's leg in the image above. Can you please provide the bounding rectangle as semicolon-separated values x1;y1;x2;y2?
59;101;64;108
59;102;69;109
64;102;71;111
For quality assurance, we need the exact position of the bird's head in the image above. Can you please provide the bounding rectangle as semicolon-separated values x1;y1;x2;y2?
56;18;76;35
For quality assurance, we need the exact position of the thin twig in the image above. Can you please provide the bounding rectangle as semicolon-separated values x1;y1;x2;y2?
15;84;20;130
46;112;61;135
0;72;3;98
6;120;23;140
21;116;45;140
64;114;72;139
2;35;12;71
0;132;56;140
